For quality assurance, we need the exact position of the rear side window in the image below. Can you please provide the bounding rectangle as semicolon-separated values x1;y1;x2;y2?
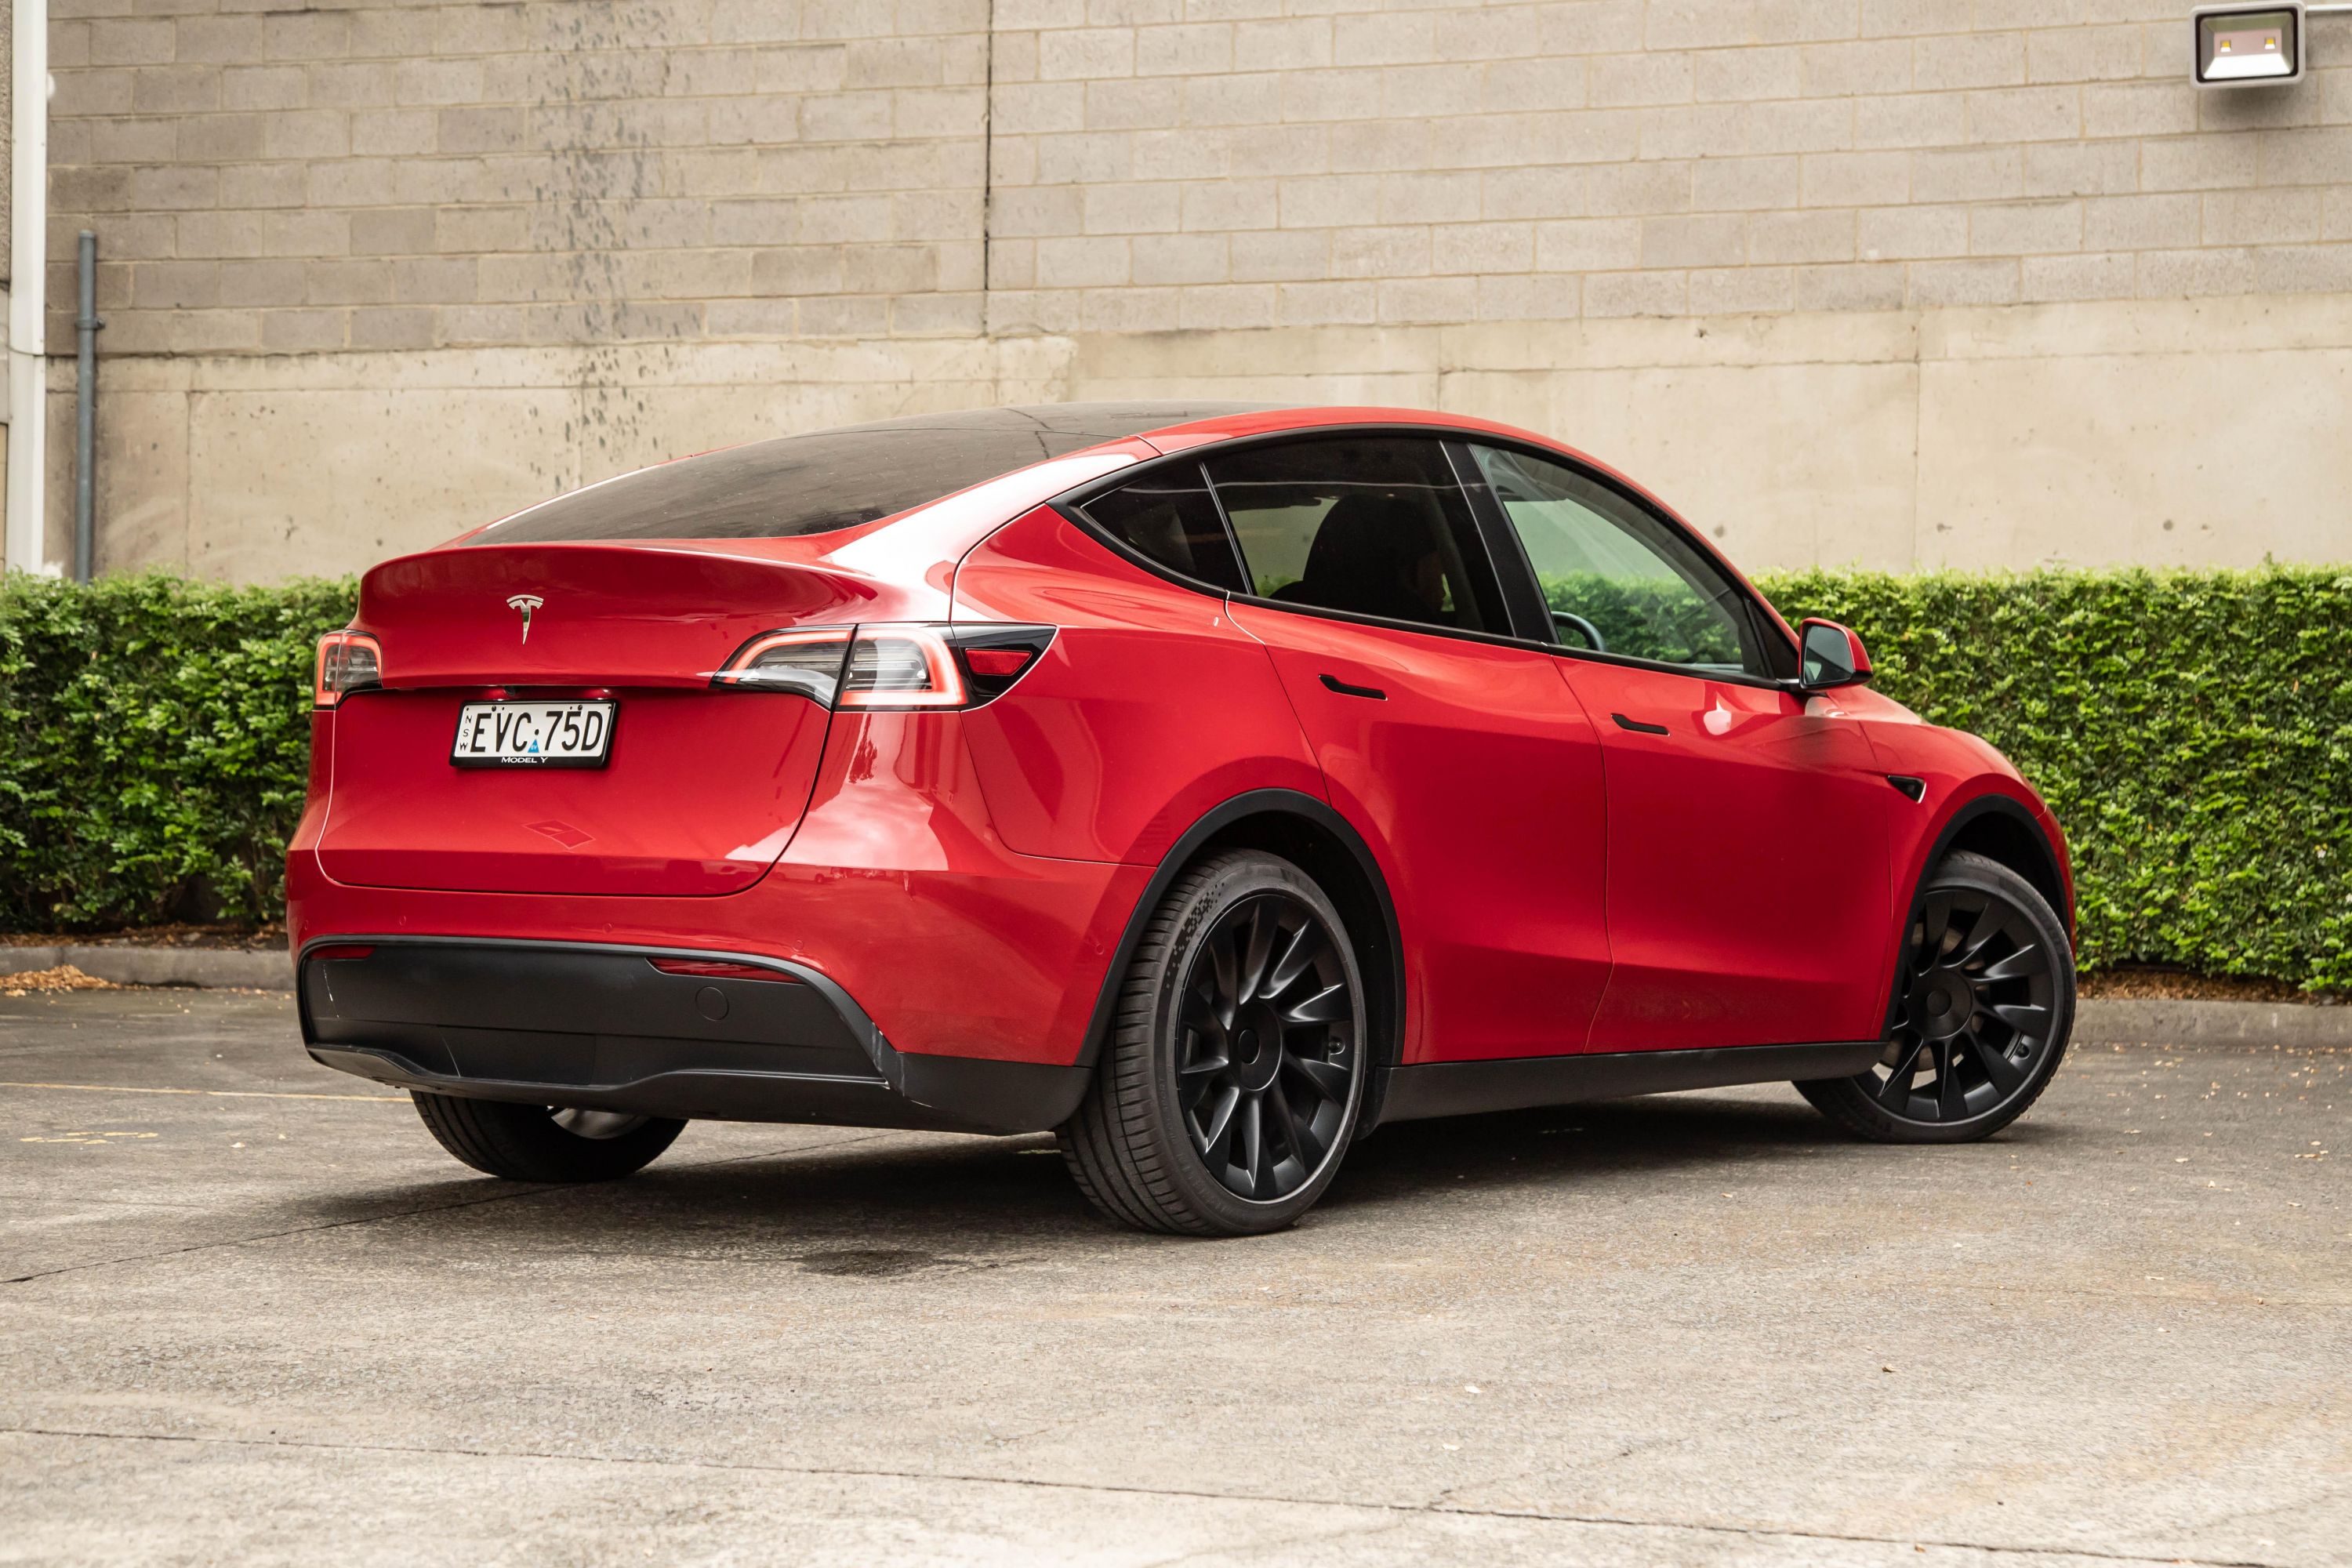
1077;464;1247;592
1206;438;1507;636
466;404;1265;545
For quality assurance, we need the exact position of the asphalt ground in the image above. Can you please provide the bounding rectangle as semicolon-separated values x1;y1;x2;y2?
2;989;2344;1567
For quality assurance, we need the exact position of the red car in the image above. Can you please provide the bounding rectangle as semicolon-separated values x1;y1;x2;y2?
290;404;2076;1236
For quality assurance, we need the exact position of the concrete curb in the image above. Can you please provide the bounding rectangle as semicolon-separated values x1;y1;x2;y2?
3;944;294;991
2073;996;2350;1047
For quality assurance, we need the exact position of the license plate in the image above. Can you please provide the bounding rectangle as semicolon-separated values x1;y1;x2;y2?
450;701;616;768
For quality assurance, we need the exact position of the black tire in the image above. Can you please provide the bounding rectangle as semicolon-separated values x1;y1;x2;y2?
1798;849;2074;1144
412;1091;685;1181
1058;850;1368;1236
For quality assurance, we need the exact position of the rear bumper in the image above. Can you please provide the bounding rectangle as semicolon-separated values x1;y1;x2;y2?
299;938;1091;1135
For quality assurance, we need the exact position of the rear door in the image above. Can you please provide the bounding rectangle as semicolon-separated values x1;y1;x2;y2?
1461;442;1894;1052
1211;436;1613;1064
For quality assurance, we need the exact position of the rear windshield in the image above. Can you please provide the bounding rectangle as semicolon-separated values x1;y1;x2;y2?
463;404;1268;546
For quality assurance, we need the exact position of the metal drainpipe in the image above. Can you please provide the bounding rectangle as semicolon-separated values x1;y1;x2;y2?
6;0;53;575
74;234;103;584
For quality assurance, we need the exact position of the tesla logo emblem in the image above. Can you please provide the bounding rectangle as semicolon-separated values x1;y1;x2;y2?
506;594;544;643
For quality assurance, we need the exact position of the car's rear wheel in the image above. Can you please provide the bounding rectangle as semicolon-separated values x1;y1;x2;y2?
1058;850;1367;1236
412;1091;686;1181
1797;849;2074;1144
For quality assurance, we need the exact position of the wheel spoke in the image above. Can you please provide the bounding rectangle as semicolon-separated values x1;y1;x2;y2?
1207;927;1241;1029
1192;1085;1240;1160
1878;1038;1926;1109
1269;1076;1319;1167
1978;943;2043;983
1262;920;1322;1004
1936;1042;1968;1120
1918;895;1954;961
1953;913;2012;970
1180;971;1221;1030
1236;1093;1265;1196
1284;1051;1350;1104
1237;900;1279;1004
1963;1029;2026;1095
1281;982;1351;1025
1989;1001;2049;1037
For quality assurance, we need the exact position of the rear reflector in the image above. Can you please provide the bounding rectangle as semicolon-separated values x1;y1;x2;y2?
314;630;383;708
962;647;1033;678
648;958;797;983
307;944;376;963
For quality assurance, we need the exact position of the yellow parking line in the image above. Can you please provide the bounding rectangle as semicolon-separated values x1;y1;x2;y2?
0;1080;405;1103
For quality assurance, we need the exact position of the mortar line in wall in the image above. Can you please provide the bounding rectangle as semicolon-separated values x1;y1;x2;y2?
980;0;996;308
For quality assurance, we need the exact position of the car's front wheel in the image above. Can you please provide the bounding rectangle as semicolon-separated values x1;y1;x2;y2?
412;1091;686;1181
1059;850;1368;1236
1798;849;2074;1143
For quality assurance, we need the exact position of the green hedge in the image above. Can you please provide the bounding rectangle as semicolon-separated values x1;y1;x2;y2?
0;573;356;931
1757;568;2352;993
2;567;2347;991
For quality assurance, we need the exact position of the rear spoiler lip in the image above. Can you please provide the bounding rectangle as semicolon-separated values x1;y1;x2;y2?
347;543;928;694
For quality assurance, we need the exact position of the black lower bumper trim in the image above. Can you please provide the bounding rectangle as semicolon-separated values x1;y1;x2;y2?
299;937;1091;1135
1375;1040;1885;1124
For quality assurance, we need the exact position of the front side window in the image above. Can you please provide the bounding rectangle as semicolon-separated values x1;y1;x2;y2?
1469;445;1774;677
1077;464;1247;592
1207;438;1505;636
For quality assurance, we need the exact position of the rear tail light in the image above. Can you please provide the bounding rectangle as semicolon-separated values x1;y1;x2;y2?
839;626;967;710
713;628;853;702
713;623;1054;711
314;630;383;708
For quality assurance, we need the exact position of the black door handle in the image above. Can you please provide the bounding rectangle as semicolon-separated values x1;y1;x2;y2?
1612;713;1668;735
1319;674;1386;701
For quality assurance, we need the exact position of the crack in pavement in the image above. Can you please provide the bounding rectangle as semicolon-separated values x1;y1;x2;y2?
0;1425;2288;1568
2;1131;896;1287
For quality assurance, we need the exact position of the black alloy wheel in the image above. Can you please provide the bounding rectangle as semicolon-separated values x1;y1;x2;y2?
1175;891;1358;1202
1059;850;1368;1236
1798;850;2074;1144
412;1090;686;1181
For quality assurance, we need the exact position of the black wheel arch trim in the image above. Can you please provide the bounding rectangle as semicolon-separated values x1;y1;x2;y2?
1915;793;2071;931
1075;788;1408;1124
1886;793;2073;1032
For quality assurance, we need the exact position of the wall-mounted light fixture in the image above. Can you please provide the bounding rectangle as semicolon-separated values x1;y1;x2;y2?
2193;2;2348;86
2194;3;2303;85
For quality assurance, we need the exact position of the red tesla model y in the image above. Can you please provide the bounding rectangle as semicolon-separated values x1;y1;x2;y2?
290;404;2075;1235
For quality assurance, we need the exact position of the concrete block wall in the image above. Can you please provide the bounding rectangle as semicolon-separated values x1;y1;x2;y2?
978;0;2352;332
19;0;2352;579
42;0;991;355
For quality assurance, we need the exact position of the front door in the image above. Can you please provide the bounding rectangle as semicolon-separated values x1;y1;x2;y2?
1210;436;1613;1064
1461;441;1894;1053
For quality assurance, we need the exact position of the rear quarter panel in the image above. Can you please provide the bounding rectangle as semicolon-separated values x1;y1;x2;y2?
949;504;1324;866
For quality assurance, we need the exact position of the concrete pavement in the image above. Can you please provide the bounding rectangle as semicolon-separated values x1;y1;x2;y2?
2;989;2344;1566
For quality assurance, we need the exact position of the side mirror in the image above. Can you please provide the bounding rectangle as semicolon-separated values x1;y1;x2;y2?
1798;618;1872;691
